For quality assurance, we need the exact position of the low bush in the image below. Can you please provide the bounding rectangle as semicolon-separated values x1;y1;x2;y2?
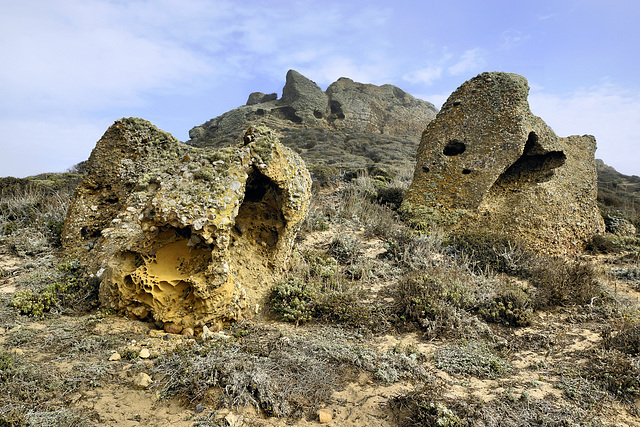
434;341;513;379
479;280;533;327
9;261;99;318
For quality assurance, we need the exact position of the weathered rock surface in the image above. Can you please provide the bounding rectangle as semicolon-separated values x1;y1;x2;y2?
63;119;311;328
402;72;604;252
188;69;437;146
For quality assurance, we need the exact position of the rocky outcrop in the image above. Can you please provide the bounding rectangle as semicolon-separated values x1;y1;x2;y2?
188;69;437;147
63;119;311;329
402;72;604;253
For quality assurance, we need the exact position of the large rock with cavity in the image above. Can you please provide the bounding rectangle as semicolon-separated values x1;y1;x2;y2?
63;118;311;328
401;72;604;253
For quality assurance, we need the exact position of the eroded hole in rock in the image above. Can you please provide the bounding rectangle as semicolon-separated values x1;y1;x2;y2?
232;169;285;254
330;101;346;119
256;108;265;116
273;106;302;124
462;168;472;175
443;140;466;156
491;132;566;190
422;166;430;173
114;228;214;323
230;168;286;300
313;110;323;119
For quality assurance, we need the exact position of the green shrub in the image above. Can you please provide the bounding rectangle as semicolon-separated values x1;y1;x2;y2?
601;322;640;355
9;261;98;318
447;232;529;276
327;234;362;264
479;280;533;327
269;278;316;325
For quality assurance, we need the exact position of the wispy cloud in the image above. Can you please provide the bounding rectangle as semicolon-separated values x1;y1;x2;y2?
529;82;640;176
448;48;486;76
403;66;443;86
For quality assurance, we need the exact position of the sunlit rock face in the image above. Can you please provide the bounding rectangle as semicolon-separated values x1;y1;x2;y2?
63;119;311;329
402;72;604;253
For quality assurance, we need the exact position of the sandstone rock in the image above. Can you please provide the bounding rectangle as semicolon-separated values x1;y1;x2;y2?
163;323;183;335
318;408;333;423
139;348;150;359
402;72;604;253
63;119;311;329
134;372;153;389
181;327;194;337
109;352;121;361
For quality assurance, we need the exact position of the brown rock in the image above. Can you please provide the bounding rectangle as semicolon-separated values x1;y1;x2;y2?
63;121;311;329
163;322;183;335
402;72;604;253
133;372;153;389
318;408;333;423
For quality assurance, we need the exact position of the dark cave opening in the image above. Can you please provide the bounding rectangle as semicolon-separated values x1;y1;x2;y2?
491;132;566;190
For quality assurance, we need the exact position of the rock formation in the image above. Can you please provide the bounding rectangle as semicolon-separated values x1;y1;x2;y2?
401;72;604;253
188;69;437;145
187;69;437;181
63;118;311;330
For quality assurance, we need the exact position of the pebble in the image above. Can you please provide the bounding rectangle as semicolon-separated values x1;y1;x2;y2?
139;348;150;359
10;348;24;355
134;372;153;389
181;327;194;337
109;352;122;361
318;409;333;423
163;322;183;334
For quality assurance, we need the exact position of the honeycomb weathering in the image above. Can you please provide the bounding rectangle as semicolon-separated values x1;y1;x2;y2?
63;119;311;329
402;72;604;253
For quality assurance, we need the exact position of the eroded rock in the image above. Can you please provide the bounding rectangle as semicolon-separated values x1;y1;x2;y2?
402;72;604;252
63;119;311;328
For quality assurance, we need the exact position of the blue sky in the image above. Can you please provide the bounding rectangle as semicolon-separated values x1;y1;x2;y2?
1;0;639;177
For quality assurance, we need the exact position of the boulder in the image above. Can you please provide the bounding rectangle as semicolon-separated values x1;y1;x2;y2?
63;119;311;328
402;72;604;253
246;92;277;106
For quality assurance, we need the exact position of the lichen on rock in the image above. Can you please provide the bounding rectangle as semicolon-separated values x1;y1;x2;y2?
401;72;604;253
63;119;311;328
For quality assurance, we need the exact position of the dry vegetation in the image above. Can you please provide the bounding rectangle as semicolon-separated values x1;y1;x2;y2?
1;166;640;426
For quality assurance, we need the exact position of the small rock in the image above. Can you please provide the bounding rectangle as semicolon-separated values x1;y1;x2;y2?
164;322;183;334
318;408;333;423
195;403;205;413
109;352;122;361
139;348;150;359
224;412;242;426
133;372;153;389
10;348;24;355
181;328;194;337
201;325;214;340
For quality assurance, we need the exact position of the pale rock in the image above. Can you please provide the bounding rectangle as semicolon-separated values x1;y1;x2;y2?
134;372;153;389
138;348;150;359
109;352;121;361
318;409;333;423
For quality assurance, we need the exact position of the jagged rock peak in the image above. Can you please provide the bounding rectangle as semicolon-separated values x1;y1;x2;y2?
188;69;438;147
401;71;604;253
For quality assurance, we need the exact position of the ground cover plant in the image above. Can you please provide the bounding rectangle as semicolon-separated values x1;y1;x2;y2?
1;166;640;426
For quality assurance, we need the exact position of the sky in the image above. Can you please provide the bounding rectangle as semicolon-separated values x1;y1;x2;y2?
1;0;639;177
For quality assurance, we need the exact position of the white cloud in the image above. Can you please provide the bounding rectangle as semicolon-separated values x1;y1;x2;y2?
403;66;443;86
448;48;486;76
529;83;640;176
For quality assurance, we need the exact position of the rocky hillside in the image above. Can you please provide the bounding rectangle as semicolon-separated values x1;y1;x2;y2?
187;70;437;180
